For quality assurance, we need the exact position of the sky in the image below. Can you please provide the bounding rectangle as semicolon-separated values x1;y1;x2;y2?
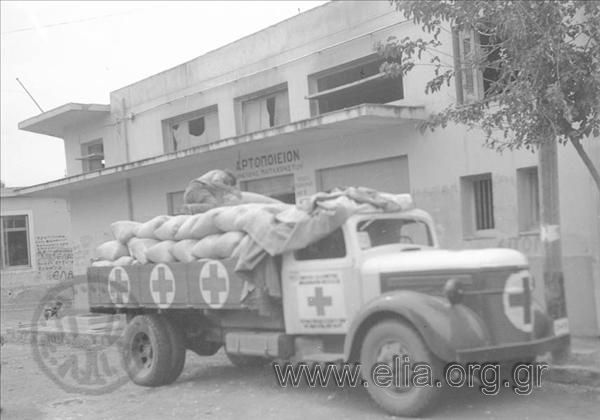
0;0;328;188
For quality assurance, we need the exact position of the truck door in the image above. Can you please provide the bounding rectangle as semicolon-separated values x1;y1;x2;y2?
281;227;358;335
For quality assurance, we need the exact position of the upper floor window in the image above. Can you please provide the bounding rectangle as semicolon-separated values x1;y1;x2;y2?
307;55;404;116
162;106;220;152
1;215;31;268
455;27;504;103
79;139;105;172
238;84;290;134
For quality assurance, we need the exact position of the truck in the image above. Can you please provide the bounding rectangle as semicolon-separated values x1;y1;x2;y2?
87;201;569;417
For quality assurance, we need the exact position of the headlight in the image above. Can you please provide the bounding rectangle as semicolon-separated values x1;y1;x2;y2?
444;278;464;305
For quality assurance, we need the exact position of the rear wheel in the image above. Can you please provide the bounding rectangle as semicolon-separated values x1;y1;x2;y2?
162;317;186;384
122;314;172;387
360;319;441;417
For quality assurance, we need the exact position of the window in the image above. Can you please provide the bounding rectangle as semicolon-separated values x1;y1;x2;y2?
357;218;432;249
167;191;186;215
1;215;31;268
163;106;220;152
461;173;495;235
240;174;295;204
239;85;290;134
455;28;504;103
295;229;346;260
79;139;105;172
517;167;540;232
308;55;403;115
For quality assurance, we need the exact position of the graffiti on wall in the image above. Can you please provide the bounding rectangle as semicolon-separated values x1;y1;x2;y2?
35;235;74;282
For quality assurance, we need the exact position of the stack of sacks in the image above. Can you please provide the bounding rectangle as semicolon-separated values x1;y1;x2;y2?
91;203;286;266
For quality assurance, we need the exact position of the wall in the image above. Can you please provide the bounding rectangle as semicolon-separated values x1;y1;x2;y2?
106;0;453;164
0;195;73;289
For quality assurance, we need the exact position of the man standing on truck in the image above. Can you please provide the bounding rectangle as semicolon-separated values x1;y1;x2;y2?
182;169;241;214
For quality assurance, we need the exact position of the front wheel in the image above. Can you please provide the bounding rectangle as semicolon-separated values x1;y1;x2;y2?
360;319;441;417
122;314;173;387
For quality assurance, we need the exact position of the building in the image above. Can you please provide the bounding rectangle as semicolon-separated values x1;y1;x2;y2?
14;1;600;335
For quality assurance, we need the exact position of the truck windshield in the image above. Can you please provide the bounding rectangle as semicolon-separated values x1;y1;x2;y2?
356;218;432;249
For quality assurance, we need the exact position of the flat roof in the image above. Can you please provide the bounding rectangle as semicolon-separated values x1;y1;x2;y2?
18;103;110;138
13;103;426;198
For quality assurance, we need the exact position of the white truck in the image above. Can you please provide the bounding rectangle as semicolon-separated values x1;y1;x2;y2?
88;203;569;416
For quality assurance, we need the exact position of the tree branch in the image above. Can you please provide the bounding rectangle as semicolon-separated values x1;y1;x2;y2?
569;136;600;191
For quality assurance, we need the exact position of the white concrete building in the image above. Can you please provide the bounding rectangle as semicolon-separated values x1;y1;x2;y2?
14;1;600;336
1;188;73;289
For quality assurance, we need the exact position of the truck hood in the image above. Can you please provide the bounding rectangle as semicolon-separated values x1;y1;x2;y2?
362;248;528;274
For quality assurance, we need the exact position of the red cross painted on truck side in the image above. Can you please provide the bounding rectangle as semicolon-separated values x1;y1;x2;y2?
110;269;129;304
307;286;332;316
508;276;532;325
152;266;174;305
201;264;227;305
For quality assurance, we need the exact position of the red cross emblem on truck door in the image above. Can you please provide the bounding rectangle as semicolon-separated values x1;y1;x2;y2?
307;287;332;316
508;277;532;325
108;267;130;305
502;271;533;333
150;264;175;308
199;260;230;309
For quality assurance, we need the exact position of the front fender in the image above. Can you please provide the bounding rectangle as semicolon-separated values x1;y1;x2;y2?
344;291;491;362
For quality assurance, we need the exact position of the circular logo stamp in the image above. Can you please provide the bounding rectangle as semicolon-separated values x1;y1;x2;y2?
199;260;230;308
31;276;135;395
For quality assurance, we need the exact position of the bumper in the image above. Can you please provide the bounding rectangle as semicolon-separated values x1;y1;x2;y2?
456;334;570;362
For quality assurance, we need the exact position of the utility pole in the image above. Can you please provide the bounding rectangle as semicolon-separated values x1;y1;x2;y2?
538;137;570;362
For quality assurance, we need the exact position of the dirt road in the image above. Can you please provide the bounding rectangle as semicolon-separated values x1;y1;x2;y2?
1;342;599;419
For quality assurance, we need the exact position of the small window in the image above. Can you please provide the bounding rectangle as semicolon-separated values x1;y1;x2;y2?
167;191;186;215
240;174;296;204
162;106;220;152
295;229;346;260
517;167;540;232
80;139;105;172
1;215;31;268
240;87;290;134
308;55;403;115
461;173;495;235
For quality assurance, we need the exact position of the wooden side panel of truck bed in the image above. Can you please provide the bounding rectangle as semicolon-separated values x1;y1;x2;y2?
88;259;251;310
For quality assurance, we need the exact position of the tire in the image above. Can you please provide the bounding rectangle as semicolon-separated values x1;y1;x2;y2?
360;319;441;417
226;352;269;368
122;314;173;387
162;317;186;385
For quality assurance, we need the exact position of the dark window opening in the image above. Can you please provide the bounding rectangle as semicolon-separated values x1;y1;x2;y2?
266;96;276;127
1;215;31;268
473;177;494;230
479;30;503;97
295;228;346;260
188;117;205;137
311;57;403;115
